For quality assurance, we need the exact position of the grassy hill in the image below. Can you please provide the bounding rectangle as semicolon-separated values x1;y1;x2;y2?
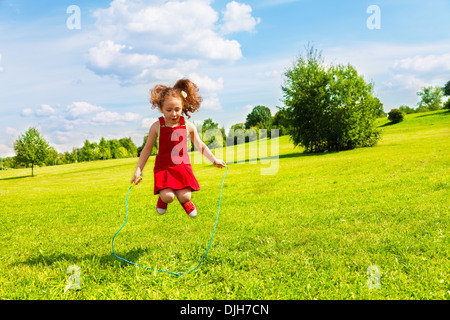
0;110;449;300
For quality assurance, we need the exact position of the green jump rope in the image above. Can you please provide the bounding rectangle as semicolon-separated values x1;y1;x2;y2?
112;166;229;276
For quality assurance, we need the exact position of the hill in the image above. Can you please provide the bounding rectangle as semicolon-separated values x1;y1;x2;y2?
0;110;449;300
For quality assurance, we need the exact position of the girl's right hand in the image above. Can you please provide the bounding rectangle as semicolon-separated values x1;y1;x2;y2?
131;169;142;185
213;159;227;168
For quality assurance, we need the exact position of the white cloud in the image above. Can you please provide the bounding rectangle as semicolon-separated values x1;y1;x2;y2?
188;73;224;93
0;54;4;72
221;1;261;34
201;94;223;111
21;108;34;117
142;117;159;129
92;0;245;61
35;104;57;117
92;111;141;125
6;127;19;136
392;54;450;74
86;40;160;84
86;0;260;86
0;143;14;158
66;101;105;119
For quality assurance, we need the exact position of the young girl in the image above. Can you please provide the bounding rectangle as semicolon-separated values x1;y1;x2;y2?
131;78;227;217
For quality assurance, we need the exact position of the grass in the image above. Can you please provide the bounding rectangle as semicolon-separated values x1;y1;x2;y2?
0;110;449;300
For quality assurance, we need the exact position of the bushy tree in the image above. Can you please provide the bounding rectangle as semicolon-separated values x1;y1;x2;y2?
282;46;381;153
443;80;450;97
399;105;416;114
245;106;272;129
388;109;405;124
202;118;223;149
119;137;138;157
271;107;291;136
14;127;51;176
416;86;444;112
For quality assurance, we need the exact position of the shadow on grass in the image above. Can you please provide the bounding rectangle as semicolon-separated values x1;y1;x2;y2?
0;175;33;181
416;110;450;118
379;121;397;128
228;150;330;165
11;246;152;268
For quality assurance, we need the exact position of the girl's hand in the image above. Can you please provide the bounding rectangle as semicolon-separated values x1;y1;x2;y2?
213;159;227;168
131;169;142;185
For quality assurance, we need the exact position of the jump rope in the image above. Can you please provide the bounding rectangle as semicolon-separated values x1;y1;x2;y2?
112;166;229;276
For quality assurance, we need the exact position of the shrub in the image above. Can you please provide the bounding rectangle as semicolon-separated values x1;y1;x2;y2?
388;109;405;124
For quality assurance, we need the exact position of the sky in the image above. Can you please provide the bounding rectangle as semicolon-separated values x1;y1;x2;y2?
1;0;449;157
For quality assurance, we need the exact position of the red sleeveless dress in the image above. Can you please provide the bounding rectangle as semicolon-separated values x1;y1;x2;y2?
153;116;200;195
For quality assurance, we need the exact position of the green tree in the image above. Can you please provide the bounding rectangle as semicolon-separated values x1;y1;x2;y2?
138;135;158;157
98;138;112;160
388;109;405;124
282;46;381;153
80;140;95;161
13;127;51;176
202;118;223;149
45;146;59;166
399;105;416;114
271;107;291;136
443;80;450;96
245;106;272;129
107;139;121;159
416;86;444;112
119;137;137;158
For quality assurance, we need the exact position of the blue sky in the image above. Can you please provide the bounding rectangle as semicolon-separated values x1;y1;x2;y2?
1;0;449;157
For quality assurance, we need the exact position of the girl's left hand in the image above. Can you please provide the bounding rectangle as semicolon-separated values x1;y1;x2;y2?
214;159;227;168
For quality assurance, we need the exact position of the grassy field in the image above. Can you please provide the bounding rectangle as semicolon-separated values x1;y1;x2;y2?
0;110;449;300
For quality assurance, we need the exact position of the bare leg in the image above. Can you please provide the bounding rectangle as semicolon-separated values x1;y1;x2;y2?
159;188;176;204
175;188;192;204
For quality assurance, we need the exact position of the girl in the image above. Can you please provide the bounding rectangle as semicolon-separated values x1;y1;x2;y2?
131;78;227;217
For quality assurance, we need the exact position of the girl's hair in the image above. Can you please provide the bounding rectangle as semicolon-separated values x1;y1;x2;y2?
150;78;203;118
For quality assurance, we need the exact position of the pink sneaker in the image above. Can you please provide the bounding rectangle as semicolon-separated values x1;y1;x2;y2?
156;197;167;215
182;201;197;218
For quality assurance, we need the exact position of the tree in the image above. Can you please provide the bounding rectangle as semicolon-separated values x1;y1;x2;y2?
119;138;137;158
245;106;272;129
443;80;450;97
272;107;291;136
98;138;112;160
282;45;381;153
202;118;223;149
416;86;444;112
388;109;405;124
399;105;416;114
14;127;51;176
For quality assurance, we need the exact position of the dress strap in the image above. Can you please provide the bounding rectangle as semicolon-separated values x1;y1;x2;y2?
159;117;165;127
180;117;186;126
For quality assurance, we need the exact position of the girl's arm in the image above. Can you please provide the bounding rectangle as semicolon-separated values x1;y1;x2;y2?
188;122;227;168
131;121;159;184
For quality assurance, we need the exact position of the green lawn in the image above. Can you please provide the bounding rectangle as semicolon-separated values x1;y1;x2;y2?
0;110;449;300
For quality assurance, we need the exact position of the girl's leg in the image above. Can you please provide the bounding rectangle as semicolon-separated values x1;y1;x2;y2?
176;188;197;217
157;188;175;215
159;188;176;204
175;188;191;204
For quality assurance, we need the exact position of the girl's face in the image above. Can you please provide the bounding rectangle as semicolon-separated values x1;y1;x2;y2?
162;96;183;126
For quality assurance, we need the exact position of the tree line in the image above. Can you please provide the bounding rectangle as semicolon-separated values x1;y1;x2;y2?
2;106;281;174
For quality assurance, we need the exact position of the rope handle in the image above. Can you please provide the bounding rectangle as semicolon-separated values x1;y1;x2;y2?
132;174;144;186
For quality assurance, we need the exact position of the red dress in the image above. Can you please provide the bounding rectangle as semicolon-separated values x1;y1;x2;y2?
153;116;200;195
